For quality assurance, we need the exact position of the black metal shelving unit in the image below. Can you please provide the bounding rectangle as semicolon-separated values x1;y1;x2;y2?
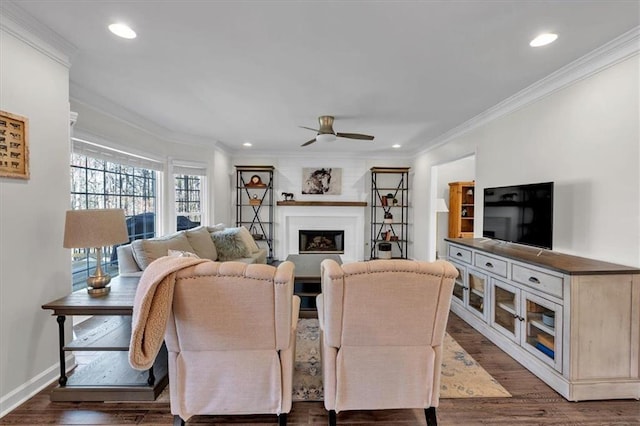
370;167;410;259
235;165;275;262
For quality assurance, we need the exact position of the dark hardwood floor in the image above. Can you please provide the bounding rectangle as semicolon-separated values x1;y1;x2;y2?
1;312;638;425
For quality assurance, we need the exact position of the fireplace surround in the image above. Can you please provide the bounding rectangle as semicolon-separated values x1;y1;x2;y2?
277;205;365;263
299;230;344;254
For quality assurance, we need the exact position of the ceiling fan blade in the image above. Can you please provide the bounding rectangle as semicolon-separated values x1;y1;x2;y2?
299;126;320;133
336;132;375;141
301;138;317;147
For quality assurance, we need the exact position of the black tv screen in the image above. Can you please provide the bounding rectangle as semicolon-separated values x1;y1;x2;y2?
483;182;554;250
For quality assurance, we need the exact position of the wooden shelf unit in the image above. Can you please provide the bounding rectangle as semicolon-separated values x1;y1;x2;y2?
370;167;410;259
235;165;275;261
448;181;475;238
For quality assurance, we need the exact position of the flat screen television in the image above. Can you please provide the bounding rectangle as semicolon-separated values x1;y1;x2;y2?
482;182;554;250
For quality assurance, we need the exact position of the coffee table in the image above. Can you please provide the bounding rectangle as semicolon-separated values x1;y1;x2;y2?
285;253;342;317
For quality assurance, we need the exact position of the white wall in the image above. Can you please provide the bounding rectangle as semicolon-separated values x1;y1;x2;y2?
0;29;71;414
413;54;640;267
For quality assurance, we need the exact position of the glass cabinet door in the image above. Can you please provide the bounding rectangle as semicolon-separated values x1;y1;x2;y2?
451;262;466;306
467;268;488;321
522;292;562;372
491;279;521;342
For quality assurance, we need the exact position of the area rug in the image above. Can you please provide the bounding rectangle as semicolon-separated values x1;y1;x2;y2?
154;319;510;403
293;319;510;400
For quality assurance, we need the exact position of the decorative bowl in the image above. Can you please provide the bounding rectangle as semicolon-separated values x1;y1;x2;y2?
542;312;555;327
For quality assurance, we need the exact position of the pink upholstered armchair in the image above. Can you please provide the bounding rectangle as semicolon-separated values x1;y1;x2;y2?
164;261;300;426
316;259;458;426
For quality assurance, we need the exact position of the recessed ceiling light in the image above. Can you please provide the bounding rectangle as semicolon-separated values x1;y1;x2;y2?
243;142;252;147
530;33;558;47
108;23;137;39
392;144;401;149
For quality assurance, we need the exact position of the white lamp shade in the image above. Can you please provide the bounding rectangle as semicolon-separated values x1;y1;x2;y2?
316;133;337;143
63;209;129;248
435;198;449;213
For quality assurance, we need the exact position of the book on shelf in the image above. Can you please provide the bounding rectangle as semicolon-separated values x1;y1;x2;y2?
535;342;555;359
537;333;555;349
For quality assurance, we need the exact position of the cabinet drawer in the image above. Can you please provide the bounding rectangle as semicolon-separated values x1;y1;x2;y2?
474;253;508;277
512;264;563;299
449;245;472;264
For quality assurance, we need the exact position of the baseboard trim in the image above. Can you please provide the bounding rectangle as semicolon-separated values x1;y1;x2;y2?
0;354;75;419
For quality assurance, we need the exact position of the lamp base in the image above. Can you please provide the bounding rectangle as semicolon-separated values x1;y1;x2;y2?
87;285;111;296
86;273;112;297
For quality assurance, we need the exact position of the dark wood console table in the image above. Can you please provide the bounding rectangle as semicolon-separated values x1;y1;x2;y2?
42;276;168;401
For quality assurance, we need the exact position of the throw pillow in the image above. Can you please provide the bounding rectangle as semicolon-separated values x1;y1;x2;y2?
211;228;252;260
131;232;194;270
184;226;218;260
206;223;226;233
168;249;200;258
237;225;261;254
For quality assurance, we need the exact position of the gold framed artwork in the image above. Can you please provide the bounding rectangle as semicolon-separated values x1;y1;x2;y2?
0;110;29;180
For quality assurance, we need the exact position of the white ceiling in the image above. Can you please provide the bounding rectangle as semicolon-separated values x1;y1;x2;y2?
7;1;640;156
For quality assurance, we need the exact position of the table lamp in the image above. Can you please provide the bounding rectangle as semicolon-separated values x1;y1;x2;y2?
63;209;129;296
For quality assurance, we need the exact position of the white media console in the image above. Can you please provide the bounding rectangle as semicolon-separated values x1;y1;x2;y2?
446;238;639;401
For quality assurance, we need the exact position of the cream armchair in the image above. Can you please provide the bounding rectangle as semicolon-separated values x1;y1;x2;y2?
164;260;300;426
316;259;458;426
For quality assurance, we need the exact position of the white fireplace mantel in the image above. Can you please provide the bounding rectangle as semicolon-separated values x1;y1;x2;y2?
277;205;366;263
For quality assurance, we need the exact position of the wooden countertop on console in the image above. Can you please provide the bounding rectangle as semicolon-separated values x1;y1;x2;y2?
446;238;640;275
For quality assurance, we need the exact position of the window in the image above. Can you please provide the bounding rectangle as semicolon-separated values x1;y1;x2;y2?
175;174;202;231
70;151;158;291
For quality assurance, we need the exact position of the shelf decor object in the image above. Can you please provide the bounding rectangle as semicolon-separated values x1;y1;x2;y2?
0;110;29;180
370;167;410;259
63;209;129;296
235;165;275;261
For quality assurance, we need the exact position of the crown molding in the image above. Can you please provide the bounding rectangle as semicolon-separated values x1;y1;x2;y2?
0;1;75;67
70;82;221;150
417;25;640;156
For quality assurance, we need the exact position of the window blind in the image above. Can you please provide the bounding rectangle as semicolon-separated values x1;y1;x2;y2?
71;137;164;171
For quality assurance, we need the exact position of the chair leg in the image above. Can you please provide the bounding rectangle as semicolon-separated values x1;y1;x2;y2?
173;415;185;426
278;413;287;426
424;407;437;426
328;409;337;426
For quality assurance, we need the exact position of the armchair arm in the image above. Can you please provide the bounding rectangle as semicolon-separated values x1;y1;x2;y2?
320;259;344;348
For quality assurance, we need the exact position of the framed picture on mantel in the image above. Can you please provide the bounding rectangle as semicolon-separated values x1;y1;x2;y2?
0;110;29;180
302;167;342;195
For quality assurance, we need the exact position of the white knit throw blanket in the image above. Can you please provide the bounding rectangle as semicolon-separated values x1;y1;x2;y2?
129;256;208;370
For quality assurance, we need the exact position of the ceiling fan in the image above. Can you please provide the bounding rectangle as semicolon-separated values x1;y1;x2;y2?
300;116;374;147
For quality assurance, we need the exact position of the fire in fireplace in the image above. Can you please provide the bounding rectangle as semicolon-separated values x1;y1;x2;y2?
299;230;344;254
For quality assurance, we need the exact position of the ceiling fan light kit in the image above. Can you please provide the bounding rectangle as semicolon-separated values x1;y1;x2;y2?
300;115;374;147
316;133;337;143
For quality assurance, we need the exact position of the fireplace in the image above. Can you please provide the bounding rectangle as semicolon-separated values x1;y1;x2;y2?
299;230;344;254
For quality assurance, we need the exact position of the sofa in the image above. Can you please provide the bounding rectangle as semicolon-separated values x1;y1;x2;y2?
117;224;268;277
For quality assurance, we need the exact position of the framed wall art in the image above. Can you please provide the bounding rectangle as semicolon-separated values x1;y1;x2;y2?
0;110;29;180
302;167;342;195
